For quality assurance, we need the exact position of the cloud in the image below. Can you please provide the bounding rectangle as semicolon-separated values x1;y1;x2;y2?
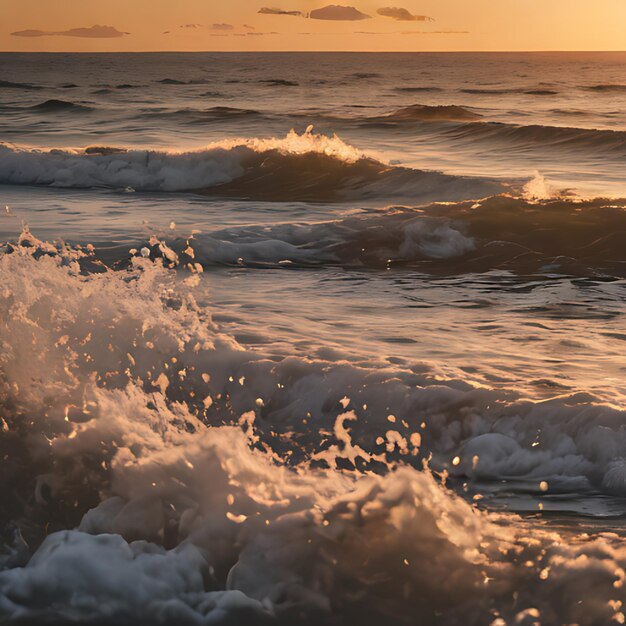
377;7;433;21
11;25;128;38
165;23;256;35
232;30;279;37
169;23;234;32
258;7;303;16
309;5;370;20
400;29;468;34
259;4;371;21
355;29;468;35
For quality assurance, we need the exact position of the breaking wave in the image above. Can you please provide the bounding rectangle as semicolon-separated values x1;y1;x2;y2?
2;236;626;624
0;130;506;202
82;195;625;277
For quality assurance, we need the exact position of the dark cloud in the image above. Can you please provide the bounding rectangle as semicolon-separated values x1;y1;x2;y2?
211;23;235;31
11;25;128;38
258;7;303;16
377;7;433;21
243;24;256;30
309;5;370;20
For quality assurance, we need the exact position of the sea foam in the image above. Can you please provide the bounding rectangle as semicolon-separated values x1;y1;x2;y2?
1;236;626;624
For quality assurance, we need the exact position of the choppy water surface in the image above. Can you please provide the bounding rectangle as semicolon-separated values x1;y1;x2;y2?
1;52;626;625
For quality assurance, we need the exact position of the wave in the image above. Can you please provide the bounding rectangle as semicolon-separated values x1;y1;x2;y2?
524;89;558;95
352;105;626;159
461;87;558;96
0;79;41;90
259;78;299;87
445;120;626;156
30;99;92;113
395;86;444;93
584;83;626;92
138;105;262;124
154;213;477;269
1;238;626;624
349;72;382;79
461;87;521;95
359;103;626;156
111;195;626;277
0;130;506;202
368;104;482;124
157;77;209;85
549;108;589;116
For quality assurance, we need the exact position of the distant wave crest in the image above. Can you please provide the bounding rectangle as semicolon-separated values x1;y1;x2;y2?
368;103;482;124
30;99;92;112
445;120;626;155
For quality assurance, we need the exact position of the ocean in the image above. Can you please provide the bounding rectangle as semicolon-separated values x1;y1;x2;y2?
1;51;626;625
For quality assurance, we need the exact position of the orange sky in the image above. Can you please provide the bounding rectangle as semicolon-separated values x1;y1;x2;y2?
2;0;626;52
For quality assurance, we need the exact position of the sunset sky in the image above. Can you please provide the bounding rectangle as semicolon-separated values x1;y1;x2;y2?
2;0;626;52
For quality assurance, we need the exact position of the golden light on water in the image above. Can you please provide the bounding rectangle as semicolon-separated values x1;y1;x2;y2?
1;10;626;624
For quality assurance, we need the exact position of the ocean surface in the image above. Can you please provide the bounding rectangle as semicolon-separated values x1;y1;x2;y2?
1;52;626;625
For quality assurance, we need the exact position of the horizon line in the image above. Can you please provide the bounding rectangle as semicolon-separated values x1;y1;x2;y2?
2;49;626;54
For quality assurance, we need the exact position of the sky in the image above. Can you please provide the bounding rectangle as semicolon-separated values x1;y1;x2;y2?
2;0;626;52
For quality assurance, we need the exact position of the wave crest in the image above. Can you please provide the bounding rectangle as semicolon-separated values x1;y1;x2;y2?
0;130;505;202
369;104;482;124
116;195;626;277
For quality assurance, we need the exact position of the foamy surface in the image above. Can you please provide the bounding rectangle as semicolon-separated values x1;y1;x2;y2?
1;52;626;625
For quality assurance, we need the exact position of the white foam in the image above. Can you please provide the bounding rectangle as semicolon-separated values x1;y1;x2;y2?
2;239;626;624
523;170;555;200
0;130;361;192
185;213;475;266
0;131;505;203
